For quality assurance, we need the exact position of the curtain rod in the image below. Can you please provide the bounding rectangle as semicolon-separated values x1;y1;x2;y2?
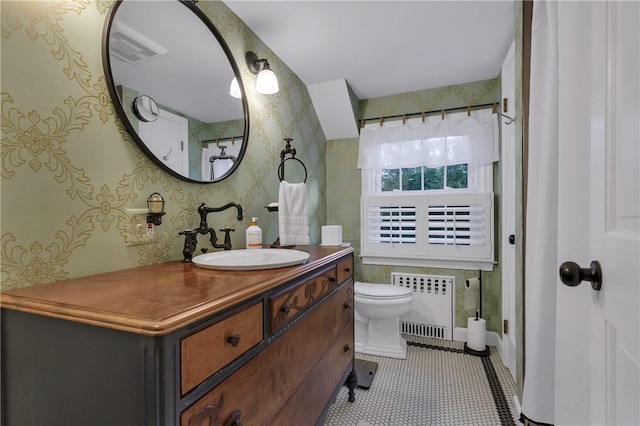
360;102;502;128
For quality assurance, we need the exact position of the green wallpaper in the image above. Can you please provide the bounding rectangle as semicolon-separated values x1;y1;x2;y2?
326;78;504;335
0;0;326;290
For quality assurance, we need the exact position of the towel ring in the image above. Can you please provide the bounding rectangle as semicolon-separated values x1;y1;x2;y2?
278;157;308;183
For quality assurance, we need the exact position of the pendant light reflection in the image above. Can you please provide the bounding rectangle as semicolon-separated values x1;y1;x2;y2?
229;76;242;99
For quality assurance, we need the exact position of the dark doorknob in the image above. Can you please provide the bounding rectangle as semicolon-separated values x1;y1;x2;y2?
559;260;602;291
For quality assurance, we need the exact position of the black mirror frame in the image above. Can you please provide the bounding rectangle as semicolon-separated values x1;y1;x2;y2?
102;0;250;184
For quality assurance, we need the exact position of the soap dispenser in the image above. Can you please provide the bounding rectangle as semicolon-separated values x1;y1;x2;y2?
246;217;263;249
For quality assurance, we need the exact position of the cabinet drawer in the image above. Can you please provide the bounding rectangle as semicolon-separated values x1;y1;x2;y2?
336;255;354;285
269;266;336;334
180;302;263;395
181;281;354;426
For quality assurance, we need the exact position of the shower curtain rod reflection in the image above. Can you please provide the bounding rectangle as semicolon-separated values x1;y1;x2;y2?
360;102;514;128
201;135;244;146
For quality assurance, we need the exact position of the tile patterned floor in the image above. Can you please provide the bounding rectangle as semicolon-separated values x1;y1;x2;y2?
323;336;520;426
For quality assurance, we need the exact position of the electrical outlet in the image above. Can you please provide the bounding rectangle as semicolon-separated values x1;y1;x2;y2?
125;208;157;246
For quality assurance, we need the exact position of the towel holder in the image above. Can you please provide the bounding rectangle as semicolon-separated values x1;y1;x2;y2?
277;137;307;183
278;158;307;183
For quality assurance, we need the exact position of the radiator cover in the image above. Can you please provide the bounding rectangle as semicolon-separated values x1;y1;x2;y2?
392;273;454;340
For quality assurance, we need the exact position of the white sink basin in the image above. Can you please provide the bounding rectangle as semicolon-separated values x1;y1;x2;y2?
192;249;310;271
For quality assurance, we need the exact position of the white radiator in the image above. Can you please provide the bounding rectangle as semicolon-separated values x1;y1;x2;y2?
392;273;454;340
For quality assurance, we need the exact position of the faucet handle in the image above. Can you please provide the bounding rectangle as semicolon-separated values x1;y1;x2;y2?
219;227;235;251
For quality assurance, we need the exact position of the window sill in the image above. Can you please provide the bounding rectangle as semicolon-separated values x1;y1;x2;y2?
360;254;495;272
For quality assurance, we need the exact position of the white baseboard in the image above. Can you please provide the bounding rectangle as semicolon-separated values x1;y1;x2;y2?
453;326;503;352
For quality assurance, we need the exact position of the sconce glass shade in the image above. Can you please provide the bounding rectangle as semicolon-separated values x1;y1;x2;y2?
147;192;165;213
229;76;242;99
146;192;166;226
256;65;279;94
246;51;279;95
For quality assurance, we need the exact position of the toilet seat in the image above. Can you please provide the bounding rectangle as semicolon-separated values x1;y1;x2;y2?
355;281;413;299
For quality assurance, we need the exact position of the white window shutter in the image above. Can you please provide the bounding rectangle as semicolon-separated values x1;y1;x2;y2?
361;195;424;257
361;193;494;269
424;193;494;261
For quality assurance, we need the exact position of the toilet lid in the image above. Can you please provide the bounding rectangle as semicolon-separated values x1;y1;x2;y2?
354;281;413;298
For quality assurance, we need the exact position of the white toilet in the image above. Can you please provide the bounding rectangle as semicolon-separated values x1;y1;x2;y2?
354;281;414;359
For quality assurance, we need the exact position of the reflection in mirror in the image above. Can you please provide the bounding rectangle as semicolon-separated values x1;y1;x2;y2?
202;138;241;181
103;0;248;183
132;95;159;122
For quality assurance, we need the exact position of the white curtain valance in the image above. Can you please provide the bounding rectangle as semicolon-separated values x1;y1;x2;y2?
357;111;499;170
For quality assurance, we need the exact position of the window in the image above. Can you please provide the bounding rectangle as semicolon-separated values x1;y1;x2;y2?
380;163;469;191
358;110;498;271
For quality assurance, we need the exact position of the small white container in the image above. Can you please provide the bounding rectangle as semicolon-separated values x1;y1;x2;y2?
321;225;342;246
245;217;262;249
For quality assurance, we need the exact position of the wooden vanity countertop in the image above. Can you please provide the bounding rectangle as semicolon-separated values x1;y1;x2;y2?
0;245;354;336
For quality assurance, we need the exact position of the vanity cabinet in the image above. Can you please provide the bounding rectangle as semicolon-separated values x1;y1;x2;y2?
1;246;355;426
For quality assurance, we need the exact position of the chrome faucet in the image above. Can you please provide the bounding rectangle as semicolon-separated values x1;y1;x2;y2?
179;202;244;262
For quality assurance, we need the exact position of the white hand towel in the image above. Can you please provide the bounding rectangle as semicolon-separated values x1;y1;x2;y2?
213;158;232;179
278;181;310;246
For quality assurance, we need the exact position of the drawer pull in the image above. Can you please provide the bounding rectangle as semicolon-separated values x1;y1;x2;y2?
343;344;352;357
344;267;351;273
188;395;224;426
343;301;351;310
224;409;242;426
281;303;291;315
227;334;241;347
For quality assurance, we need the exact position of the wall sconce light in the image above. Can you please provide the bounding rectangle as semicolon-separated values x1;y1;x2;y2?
246;51;279;95
229;76;242;99
146;192;166;226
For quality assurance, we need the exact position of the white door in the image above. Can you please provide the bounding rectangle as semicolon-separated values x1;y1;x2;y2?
556;2;639;425
139;108;189;175
500;40;517;382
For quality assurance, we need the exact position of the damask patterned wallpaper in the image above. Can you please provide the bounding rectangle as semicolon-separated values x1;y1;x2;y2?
326;78;504;334
0;0;326;290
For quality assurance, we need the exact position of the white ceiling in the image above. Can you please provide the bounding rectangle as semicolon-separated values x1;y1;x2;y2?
224;1;515;100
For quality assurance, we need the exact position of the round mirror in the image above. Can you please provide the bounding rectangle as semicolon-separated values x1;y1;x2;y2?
103;0;249;183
